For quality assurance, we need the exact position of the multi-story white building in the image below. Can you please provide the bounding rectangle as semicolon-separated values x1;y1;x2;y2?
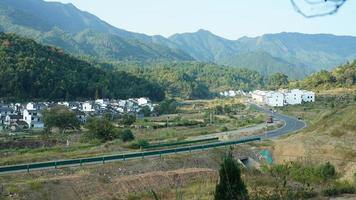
301;90;315;103
284;89;303;105
82;102;94;112
265;92;284;107
251;89;315;107
23;109;44;129
251;90;267;104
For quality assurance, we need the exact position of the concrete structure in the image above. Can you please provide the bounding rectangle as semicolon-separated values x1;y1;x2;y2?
23;109;44;129
265;91;284;107
301;90;315;103
251;89;315;107
284;89;303;105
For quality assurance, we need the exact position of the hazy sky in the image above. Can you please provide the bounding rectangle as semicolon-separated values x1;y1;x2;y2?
45;0;356;39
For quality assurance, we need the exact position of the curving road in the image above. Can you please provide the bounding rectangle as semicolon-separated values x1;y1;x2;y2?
0;105;306;174
247;104;306;139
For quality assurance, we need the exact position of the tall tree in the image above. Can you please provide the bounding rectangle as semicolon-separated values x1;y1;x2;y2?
268;73;289;90
43;106;80;134
214;151;249;200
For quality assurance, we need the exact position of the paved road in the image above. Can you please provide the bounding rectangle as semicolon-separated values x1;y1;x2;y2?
0;105;306;174
249;104;306;139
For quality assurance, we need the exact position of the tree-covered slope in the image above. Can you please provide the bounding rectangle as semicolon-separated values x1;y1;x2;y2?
0;0;193;62
237;32;356;71
169;29;239;62
222;51;313;79
292;60;356;89
0;32;165;101
115;61;264;99
169;31;356;79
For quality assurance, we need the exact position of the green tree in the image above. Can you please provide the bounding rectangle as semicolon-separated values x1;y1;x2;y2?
214;151;249;200
157;99;177;115
119;114;136;125
43;106;80;134
84;117;119;142
120;129;135;142
319;162;336;181
268;73;289;90
140;106;152;117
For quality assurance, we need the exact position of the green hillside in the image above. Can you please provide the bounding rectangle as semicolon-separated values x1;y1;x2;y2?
221;51;313;79
291;60;356;89
0;32;165;101
0;0;193;62
114;61;264;99
170;31;356;79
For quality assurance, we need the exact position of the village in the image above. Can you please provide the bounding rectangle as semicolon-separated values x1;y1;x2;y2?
0;97;156;132
220;89;315;107
250;89;315;107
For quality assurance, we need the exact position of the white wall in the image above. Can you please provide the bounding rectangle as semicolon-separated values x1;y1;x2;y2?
265;92;284;107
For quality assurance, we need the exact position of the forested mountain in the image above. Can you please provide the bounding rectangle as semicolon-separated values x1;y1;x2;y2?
114;61;264;99
291;60;356;89
2;0;356;80
0;32;165;101
0;0;192;62
169;30;356;79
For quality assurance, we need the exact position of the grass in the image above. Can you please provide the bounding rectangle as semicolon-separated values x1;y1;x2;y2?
273;91;356;181
0;97;266;166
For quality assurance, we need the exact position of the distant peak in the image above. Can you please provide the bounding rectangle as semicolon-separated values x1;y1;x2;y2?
196;29;214;35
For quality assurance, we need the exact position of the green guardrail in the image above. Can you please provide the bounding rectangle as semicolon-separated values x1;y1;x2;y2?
144;137;219;149
0;137;261;173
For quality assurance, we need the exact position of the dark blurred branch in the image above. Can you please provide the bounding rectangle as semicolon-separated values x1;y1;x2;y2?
291;0;347;18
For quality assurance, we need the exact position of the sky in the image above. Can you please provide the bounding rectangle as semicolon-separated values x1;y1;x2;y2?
45;0;356;40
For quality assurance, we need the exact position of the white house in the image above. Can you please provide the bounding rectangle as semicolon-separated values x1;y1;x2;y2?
23;109;44;129
284;89;303;105
82;102;94;112
251;90;267;104
301;90;315;103
265;92;284;107
137;97;150;106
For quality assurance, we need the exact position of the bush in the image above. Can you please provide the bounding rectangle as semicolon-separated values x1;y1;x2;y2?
220;126;228;132
319;162;336;180
130;139;150;149
120;129;135;142
214;151;248;200
119;114;136;126
83;118;120;142
323;182;356;196
156;99;177;115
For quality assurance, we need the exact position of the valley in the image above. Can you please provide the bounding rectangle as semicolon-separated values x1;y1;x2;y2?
0;0;355;199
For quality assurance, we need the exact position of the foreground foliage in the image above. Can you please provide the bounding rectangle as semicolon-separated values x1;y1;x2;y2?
214;151;249;200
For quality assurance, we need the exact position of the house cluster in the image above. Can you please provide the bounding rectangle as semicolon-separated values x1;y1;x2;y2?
219;90;247;97
0;97;156;131
250;89;315;107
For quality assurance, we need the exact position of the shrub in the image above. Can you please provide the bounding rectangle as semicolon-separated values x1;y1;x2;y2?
120;129;135;142
83;118;120;142
220;126;228;132
323;182;356;196
130;139;150;149
319;162;336;180
214;151;249;200
120;114;136;126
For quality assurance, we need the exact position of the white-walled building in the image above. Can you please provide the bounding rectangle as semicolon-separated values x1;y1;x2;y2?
301;90;315;102
265;92;284;107
284;89;303;105
251;89;315;107
251;90;267;104
82;102;94;112
137;97;151;106
23;109;44;129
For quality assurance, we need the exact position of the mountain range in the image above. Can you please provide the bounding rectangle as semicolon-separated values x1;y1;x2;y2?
1;0;356;79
